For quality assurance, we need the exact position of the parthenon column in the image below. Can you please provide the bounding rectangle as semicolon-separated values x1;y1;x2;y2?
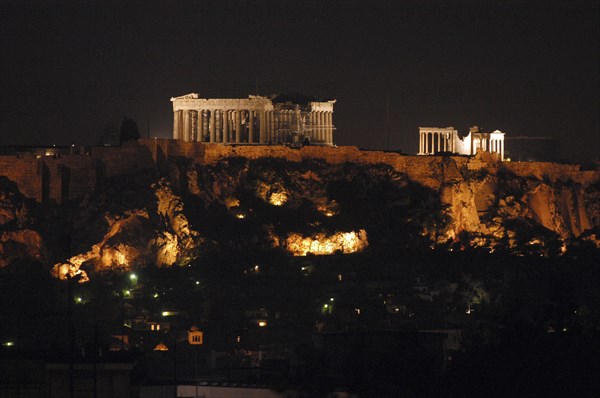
173;110;180;140
318;112;324;142
248;110;255;143
209;110;215;143
223;110;229;143
312;112;318;142
198;110;203;142
182;110;190;142
427;132;431;154
269;111;275;143
235;110;242;143
259;111;266;143
326;112;333;144
215;110;222;142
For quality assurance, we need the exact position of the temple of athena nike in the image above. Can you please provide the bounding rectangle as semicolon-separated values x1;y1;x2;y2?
418;125;505;160
171;93;336;146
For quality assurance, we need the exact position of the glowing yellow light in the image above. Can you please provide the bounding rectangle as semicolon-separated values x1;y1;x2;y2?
258;321;267;327
162;311;175;317
235;213;246;219
268;191;288;206
195;281;200;285
330;298;334;302
355;308;361;315
75;297;83;303
153;342;169;351
129;273;137;281
236;335;241;343
337;274;343;281
3;341;15;347
123;290;131;297
323;304;329;309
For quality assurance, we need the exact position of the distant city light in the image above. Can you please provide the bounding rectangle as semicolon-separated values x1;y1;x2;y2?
162;311;175;317
195;281;200;285
129;273;137;281
75;297;83;303
330;297;334;302
355;308;361;315
2;341;14;347
153;292;159;298
258;321;267;327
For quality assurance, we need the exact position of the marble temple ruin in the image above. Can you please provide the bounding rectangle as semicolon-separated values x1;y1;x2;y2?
418;125;505;160
171;93;336;146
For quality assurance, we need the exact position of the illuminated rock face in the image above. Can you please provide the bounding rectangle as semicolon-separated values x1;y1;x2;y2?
1;147;599;278
284;230;368;256
51;179;203;282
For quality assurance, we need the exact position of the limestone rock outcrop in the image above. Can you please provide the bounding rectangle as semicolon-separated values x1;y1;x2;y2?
0;147;598;280
51;178;203;282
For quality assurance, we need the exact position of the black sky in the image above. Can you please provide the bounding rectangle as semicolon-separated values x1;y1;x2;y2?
1;0;598;160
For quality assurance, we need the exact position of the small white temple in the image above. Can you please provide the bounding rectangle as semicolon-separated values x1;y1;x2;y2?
418;126;505;160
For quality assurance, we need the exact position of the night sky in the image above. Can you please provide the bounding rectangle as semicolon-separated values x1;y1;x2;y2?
1;0;598;161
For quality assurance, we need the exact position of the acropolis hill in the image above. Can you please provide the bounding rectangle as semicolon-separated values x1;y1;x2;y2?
1;139;599;278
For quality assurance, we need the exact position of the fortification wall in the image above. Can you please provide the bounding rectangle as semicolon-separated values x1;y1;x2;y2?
140;139;465;189
0;142;156;203
502;162;598;186
2;139;598;203
0;156;44;201
91;142;155;178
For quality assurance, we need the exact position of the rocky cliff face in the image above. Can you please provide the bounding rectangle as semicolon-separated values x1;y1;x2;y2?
0;151;598;281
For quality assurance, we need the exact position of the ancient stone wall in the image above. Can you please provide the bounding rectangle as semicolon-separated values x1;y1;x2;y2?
0;143;155;203
0;156;44;201
2;139;599;204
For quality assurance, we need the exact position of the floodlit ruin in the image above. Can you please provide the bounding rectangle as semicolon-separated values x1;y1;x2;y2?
171;93;336;146
418;126;505;160
284;230;369;256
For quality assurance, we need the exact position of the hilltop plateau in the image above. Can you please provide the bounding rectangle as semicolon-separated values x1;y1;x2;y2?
0;140;598;280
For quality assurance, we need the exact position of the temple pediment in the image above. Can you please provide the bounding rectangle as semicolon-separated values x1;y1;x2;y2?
170;93;199;101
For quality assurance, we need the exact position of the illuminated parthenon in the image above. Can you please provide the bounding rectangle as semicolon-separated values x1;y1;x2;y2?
171;93;336;146
418;126;505;160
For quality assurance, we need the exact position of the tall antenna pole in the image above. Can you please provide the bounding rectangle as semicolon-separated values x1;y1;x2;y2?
386;95;390;151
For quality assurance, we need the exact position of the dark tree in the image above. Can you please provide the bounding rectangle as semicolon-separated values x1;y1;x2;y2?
119;117;140;143
98;122;119;146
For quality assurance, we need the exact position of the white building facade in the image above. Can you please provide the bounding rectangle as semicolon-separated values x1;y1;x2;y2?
418;126;505;160
171;93;336;146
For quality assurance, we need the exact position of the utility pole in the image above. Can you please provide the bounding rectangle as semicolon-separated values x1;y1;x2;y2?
386;95;390;151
